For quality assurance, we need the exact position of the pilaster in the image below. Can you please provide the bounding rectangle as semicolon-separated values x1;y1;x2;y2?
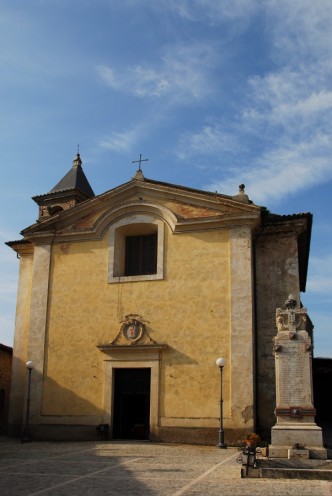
229;226;255;431
26;244;52;423
8;252;33;434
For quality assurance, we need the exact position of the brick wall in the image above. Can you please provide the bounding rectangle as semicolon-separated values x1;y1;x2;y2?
0;344;13;434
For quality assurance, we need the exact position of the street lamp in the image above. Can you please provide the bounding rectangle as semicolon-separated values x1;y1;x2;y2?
21;360;34;443
216;357;227;449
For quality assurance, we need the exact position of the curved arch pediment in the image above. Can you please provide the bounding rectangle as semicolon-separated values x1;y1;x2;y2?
93;201;178;239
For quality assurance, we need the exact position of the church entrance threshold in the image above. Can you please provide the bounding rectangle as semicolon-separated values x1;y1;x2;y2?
112;368;151;440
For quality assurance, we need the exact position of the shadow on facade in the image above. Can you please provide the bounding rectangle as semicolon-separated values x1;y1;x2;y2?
8;355;106;442
163;346;197;366
8;355;332;447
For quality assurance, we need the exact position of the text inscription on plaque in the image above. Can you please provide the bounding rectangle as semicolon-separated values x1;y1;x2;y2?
277;341;311;406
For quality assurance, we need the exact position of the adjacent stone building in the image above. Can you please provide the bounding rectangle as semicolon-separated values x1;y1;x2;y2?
0;343;13;434
6;154;312;444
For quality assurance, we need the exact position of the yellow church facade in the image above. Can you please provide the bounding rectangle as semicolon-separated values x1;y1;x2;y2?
7;154;312;445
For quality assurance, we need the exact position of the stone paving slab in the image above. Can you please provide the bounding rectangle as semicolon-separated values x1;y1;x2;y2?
0;439;332;495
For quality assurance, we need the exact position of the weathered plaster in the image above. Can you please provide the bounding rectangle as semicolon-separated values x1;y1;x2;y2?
229;227;255;432
26;244;52;423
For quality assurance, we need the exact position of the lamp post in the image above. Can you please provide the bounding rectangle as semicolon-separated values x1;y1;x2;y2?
21;360;34;443
216;357;227;449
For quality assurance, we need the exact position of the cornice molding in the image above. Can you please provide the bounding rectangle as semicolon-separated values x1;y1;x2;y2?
260;217;309;237
5;240;34;255
21;181;263;244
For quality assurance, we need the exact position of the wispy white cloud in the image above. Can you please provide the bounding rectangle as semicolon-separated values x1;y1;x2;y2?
245;68;332;133
96;65;117;89
171;2;332;204
99;127;141;152
207;148;331;206
208;132;332;204
96;41;216;102
178;72;332;202
119;0;260;26
264;0;332;64
176;123;244;163
96;40;219;153
167;0;260;24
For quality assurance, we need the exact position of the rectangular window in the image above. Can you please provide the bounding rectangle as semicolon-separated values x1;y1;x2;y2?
108;216;164;283
0;390;5;411
125;234;157;276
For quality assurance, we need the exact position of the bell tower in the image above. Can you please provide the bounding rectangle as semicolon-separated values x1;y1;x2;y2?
32;153;95;221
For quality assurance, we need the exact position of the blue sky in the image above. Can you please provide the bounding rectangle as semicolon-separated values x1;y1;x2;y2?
1;0;331;357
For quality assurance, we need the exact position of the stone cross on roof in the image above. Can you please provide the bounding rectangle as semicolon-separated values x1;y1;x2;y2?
132;154;148;172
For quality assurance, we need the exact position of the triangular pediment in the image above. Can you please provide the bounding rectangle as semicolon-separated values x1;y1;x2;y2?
21;176;263;243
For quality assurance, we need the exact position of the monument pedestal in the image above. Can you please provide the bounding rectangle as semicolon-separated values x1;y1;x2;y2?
269;423;326;459
269;295;327;460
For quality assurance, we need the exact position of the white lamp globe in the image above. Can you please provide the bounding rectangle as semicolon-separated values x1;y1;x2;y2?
216;357;225;368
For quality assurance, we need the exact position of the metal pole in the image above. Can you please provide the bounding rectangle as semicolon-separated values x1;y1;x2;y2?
21;367;32;443
217;365;227;448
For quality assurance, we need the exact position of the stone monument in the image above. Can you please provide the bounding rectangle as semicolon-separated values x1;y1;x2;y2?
269;295;327;459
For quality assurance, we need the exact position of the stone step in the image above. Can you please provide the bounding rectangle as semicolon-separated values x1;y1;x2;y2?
242;466;332;480
242;459;332;480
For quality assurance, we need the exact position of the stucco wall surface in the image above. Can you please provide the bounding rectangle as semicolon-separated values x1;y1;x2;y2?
42;226;232;428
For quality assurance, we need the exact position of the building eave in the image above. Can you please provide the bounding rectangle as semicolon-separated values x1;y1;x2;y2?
261;211;312;292
5;239;34;255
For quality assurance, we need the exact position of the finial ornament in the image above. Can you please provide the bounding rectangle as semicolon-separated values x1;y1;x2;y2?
285;294;297;310
132;154;148;172
239;184;245;194
72;152;82;168
275;294;308;339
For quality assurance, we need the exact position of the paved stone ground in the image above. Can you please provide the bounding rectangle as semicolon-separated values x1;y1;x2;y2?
1;438;332;496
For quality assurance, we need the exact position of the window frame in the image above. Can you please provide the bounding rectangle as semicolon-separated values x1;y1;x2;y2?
108;214;164;283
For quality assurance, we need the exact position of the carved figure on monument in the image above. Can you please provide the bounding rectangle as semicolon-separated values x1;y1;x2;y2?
275;294;308;338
